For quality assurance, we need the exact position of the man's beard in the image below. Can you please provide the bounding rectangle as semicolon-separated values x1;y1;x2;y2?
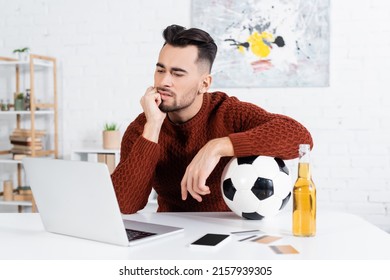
157;87;178;112
159;99;192;113
158;102;175;112
157;87;200;113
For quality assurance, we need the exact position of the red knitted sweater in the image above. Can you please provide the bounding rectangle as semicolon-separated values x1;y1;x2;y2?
111;92;313;214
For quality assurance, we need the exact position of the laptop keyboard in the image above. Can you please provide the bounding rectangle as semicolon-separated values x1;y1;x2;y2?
126;228;157;241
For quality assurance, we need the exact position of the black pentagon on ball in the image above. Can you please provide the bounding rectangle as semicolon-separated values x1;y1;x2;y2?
237;155;258;165
222;178;236;201
242;212;265;220
274;157;289;175
279;192;291;210
251;177;274;200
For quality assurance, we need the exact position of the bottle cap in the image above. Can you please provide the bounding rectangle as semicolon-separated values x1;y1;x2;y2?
299;144;310;150
299;144;310;158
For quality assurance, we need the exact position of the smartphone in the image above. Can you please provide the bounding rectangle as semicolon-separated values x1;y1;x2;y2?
190;233;230;247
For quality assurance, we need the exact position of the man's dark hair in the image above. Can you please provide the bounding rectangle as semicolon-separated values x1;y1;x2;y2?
162;24;217;73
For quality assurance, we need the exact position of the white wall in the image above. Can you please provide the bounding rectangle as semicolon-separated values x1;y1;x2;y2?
0;0;389;232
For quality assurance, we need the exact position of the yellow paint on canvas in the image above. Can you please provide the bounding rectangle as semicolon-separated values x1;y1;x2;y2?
247;31;273;58
238;45;245;54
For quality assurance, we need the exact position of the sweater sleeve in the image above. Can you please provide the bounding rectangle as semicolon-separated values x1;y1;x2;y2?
111;118;160;214
227;99;313;160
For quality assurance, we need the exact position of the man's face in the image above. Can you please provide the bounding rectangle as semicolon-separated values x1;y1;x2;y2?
154;44;208;115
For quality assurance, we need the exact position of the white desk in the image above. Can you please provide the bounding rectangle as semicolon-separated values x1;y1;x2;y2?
0;210;389;260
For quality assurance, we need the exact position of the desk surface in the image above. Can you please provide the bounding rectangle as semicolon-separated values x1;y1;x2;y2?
1;210;390;260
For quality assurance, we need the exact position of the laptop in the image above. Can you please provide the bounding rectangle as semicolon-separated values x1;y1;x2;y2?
22;158;183;246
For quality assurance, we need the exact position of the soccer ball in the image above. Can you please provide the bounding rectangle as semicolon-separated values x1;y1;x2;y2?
221;155;292;220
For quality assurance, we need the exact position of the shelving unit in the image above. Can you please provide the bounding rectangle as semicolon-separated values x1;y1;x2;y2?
0;54;58;212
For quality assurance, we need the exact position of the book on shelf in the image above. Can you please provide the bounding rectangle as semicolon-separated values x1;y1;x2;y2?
11;144;43;151
9;135;43;142
10;140;43;148
10;139;43;146
97;153;116;175
11;148;43;155
11;128;46;137
9;129;46;155
13;194;33;202
17;186;32;195
13;154;28;160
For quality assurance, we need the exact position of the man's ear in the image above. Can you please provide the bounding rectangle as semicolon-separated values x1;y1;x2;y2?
200;74;212;94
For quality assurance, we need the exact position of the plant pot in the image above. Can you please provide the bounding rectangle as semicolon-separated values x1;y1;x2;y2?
14;99;25;111
18;52;30;61
103;130;121;149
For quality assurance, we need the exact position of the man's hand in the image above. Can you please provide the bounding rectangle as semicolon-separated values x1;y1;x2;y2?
140;86;166;143
181;137;234;202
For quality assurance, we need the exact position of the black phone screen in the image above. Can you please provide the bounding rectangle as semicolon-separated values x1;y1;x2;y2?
191;234;230;246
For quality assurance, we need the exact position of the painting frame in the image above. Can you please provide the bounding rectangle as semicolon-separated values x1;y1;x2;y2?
191;0;330;88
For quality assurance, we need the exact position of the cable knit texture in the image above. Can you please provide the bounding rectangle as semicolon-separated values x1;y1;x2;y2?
111;92;313;214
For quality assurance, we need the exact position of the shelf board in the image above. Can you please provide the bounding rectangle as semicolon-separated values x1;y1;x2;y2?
72;147;120;154
0;151;55;162
0;159;22;164
0;110;54;115
0;60;53;67
0;198;32;207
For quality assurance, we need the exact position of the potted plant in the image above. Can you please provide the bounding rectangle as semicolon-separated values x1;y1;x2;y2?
103;122;121;149
13;47;30;61
14;93;25;111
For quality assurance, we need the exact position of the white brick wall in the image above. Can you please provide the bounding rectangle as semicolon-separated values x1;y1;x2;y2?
0;0;389;232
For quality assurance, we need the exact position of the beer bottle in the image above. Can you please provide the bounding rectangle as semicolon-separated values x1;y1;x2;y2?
293;144;316;237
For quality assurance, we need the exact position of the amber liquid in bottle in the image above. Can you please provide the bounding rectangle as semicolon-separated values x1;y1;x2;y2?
293;145;316;237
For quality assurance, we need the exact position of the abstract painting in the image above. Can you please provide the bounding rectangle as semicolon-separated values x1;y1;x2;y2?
192;0;330;87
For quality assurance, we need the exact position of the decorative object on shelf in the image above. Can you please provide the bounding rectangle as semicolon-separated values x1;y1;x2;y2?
0;99;3;110
0;99;10;111
13;186;33;202
103;122;121;149
25;89;31;110
3;180;14;201
13;47;30;61
9;128;46;155
14;92;25;111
